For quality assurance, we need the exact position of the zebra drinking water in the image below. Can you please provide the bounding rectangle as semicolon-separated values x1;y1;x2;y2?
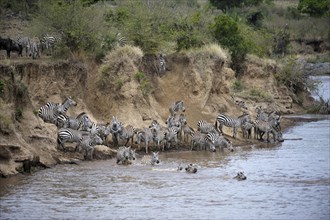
206;132;233;152
214;113;250;138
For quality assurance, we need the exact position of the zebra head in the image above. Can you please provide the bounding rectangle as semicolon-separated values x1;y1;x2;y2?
233;171;247;181
110;116;123;133
151;151;160;165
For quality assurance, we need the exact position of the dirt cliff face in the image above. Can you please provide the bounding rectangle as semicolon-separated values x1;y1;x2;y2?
0;53;304;177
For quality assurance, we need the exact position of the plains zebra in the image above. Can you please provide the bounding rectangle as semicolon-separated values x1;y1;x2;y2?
119;125;135;146
54;96;77;115
197;119;218;134
30;37;41;59
190;130;216;152
38;102;59;124
135;127;153;153
215;113;250;138
96;123;111;145
159;53;166;74
253;118;282;142
164;126;179;150
169;100;185;116
116;146;136;165
206;132;233;152
80;134;103;160
149;120;167;152
17;36;30;56
110;116;124;147
182;123;195;144
56;112;89;130
41;34;56;56
57;128;87;151
241;120;254;139
113;32;127;48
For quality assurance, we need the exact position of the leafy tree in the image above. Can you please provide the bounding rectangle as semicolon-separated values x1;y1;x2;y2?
297;0;330;17
211;15;249;75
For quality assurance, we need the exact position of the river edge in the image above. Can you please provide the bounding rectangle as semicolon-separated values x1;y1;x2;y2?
1;113;327;182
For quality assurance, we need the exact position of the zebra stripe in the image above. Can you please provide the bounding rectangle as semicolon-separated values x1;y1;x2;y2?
57;128;85;151
119;125;135;146
197;120;218;134
38;102;60;124
159;53;166;74
110;116;124;147
17;36;30;56
215;113;250;138
41;34;56;56
169;100;185;116
190;130;215;152
79;134;103;160
114;33;127;48
206;132;233;152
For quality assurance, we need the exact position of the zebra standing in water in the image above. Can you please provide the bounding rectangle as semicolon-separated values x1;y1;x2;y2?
190;130;216;152
110;116;123;147
41;34;56;56
215;113;250;138
135;127;153;153
206;132;234;152
169;100;185;116
119;124;135;146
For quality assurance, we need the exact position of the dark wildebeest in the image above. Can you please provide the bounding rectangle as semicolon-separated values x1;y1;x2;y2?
0;37;22;58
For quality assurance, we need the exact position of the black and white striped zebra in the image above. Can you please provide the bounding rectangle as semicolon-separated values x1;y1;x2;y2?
158;53;166;74
17;36;30;56
241;120;254;139
112;32;127;48
135;127;153;153
56;112;88;129
29;37;41;59
164;126;179;150
169;100;185;116
110;116;124;147
38;97;77;126
57;128;87;151
41;34;56;56
149;120;167;152
190;130;216;152
206;132;233;152
78;134;103;160
119;124;135;146
197;119;218;134
215;113;250;138
182;123;195;144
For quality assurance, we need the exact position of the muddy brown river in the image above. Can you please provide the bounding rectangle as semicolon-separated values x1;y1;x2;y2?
0;115;329;220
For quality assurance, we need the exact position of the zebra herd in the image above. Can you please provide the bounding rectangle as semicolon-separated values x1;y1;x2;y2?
16;34;57;59
37;97;283;161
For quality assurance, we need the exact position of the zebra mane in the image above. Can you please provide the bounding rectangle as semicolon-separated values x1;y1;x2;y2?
238;113;249;118
76;112;87;119
175;100;183;105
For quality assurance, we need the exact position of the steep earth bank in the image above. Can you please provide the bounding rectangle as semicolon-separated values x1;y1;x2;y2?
0;53;311;177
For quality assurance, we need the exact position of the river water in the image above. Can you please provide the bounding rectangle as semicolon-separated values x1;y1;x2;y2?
1;78;329;220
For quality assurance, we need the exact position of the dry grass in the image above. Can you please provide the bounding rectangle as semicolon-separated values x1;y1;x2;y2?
186;43;230;69
100;45;144;74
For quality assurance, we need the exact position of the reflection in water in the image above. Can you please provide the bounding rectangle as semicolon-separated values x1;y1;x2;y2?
0;116;329;220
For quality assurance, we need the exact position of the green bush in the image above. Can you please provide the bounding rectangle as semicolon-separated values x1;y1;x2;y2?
298;0;330;17
211;15;250;75
232;79;244;92
135;71;145;83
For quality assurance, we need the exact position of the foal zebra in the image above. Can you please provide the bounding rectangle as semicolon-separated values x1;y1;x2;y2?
215;113;250;138
169;100;185;116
